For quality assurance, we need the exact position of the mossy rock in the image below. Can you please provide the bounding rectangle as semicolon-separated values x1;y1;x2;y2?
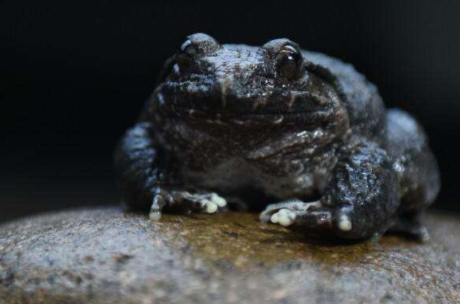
0;207;459;304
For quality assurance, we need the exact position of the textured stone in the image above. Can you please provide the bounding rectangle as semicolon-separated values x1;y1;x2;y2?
0;207;459;304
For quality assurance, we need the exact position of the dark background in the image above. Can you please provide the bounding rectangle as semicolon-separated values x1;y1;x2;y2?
1;1;459;223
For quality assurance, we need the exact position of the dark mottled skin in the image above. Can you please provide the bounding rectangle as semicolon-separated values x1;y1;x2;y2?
114;33;440;241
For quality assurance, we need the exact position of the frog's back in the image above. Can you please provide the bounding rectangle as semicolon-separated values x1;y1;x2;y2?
302;50;386;140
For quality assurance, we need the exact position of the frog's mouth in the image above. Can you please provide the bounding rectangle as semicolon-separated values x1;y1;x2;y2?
156;83;340;126
169;105;333;126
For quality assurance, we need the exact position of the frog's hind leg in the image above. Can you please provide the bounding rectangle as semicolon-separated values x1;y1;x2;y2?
384;109;441;241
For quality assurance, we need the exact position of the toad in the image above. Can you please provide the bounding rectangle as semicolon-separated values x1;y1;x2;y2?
114;33;440;241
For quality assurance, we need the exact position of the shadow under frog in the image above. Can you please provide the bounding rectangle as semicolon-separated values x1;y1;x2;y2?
115;33;440;242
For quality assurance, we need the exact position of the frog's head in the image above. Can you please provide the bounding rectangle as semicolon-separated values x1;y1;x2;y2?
154;33;348;127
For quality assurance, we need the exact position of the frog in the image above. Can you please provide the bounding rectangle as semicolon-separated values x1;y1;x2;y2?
114;33;441;241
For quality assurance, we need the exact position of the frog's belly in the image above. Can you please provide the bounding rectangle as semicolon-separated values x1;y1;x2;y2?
183;158;329;202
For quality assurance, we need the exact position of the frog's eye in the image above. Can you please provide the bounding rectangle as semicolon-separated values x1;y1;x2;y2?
176;34;220;73
176;39;197;72
277;45;303;80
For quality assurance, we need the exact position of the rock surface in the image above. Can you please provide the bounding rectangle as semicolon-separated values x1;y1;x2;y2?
0;207;459;304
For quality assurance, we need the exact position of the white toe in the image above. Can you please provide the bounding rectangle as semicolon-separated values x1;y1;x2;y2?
149;211;162;221
270;212;280;224
210;193;227;207
205;201;218;213
421;232;430;243
279;217;293;227
279;210;296;226
270;209;296;227
338;214;352;231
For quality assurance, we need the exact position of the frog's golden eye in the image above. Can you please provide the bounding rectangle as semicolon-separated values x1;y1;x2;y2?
277;45;303;80
177;39;197;72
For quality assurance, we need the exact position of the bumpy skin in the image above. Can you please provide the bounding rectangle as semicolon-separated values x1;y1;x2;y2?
114;33;440;241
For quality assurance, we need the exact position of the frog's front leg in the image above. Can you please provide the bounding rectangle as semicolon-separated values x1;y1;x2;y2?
114;122;227;221
261;139;401;240
148;188;227;220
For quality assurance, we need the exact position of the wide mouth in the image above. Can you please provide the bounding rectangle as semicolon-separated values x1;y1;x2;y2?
159;85;333;123
171;106;318;117
168;105;331;127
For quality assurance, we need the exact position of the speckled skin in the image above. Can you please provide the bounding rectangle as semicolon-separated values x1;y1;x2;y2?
114;33;440;241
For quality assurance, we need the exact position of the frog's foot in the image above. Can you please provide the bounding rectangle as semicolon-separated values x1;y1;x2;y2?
149;187;227;221
260;200;308;226
411;226;430;243
260;200;340;231
388;215;430;243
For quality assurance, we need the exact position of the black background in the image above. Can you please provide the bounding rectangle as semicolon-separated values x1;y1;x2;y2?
1;1;459;222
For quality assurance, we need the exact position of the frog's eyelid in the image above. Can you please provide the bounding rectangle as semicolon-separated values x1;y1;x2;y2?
281;44;299;54
261;39;301;57
184;33;220;54
281;42;301;52
180;40;194;53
